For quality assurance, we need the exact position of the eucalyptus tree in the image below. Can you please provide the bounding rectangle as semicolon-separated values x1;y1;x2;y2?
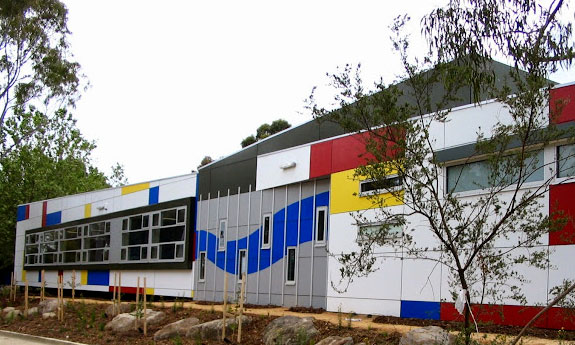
308;0;574;342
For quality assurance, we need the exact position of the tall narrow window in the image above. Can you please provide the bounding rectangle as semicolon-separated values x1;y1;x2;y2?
286;247;296;284
199;251;206;281
261;213;272;249
218;219;227;251
315;206;327;245
238;250;247;281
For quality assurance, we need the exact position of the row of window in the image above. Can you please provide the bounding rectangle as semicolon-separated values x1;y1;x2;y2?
197;247;298;284
216;206;328;251
24;206;188;266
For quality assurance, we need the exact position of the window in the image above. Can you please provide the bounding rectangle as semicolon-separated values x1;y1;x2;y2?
357;223;403;245
286;247;296;284
199;252;206;281
315;207;327;245
359;174;402;196
446;150;544;193
24;205;187;267
261;213;272;249
218;219;227;251
558;144;575;178
238;250;247;281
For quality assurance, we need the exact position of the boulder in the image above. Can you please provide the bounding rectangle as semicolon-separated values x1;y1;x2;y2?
399;326;455;345
38;299;65;314
26;307;38;316
105;309;165;333
186;316;251;340
154;317;200;340
105;303;132;317
4;309;21;319
42;312;56;319
262;315;318;345
316;336;354;345
2;307;15;314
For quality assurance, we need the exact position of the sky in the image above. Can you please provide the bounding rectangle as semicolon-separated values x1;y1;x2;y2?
63;0;575;184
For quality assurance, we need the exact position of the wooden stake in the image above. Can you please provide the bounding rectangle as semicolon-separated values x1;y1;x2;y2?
112;272;117;314
135;276;140;330
41;270;45;301
57;276;62;322
72;270;76;301
222;273;228;341
118;272;122;307
143;277;147;336
237;272;246;343
24;280;29;317
9;272;13;301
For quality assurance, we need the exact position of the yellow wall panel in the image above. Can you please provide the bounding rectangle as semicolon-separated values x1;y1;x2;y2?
330;168;403;214
21;270;26;282
81;270;88;285
145;288;154;295
84;204;91;218
121;182;150;195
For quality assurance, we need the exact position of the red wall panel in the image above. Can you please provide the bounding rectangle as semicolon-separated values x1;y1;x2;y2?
549;184;575;245
440;303;549;329
547;307;575;330
550;84;575;124
310;140;333;178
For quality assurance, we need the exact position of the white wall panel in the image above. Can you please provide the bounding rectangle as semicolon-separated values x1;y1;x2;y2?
116;190;148;211
444;101;513;148
29;202;43;219
401;252;443;302
256;145;310;191
158;176;196;202
328;255;402;300
61;205;85;223
46;198;63;214
548;245;575;302
62;194;88;210
327;296;401;316
154;270;193;290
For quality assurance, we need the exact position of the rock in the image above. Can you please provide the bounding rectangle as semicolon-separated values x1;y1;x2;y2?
2;307;15;314
399;326;455;345
104;310;165;333
316;336;354;345
105;303;132;317
4;309;21;319
154;317;200;340
38;299;65;314
26;307;38;316
186;316;251;340
262;315;318;345
42;312;56;319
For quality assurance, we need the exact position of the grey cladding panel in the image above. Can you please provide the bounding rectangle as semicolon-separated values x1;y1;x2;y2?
257;121;322;155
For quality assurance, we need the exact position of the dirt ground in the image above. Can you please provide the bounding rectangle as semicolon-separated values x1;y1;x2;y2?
1;292;573;345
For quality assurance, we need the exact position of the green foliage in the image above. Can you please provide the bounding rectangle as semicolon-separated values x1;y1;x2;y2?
240;119;291;147
0;108;111;270
197;155;213;169
0;0;83;131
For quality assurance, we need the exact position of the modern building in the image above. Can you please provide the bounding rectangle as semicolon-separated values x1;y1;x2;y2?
14;75;575;329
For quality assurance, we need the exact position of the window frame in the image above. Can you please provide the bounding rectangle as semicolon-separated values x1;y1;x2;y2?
261;213;272;249
557;144;575;179
198;251;206;282
314;206;328;246
218;219;227;251
356;222;403;245
359;174;403;197
285;246;297;285
237;249;247;282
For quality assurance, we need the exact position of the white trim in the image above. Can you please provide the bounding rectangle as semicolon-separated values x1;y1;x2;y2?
285;246;297;285
261;213;272;249
314;206;328;246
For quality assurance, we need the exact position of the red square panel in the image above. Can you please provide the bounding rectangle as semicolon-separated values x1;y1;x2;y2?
310;141;333;178
550;184;575;245
550;85;575;124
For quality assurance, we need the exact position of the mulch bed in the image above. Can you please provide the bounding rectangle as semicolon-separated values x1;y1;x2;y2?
288;306;325;314
373;315;575;340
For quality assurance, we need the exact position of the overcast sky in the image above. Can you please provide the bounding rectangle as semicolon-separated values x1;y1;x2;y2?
63;0;575;184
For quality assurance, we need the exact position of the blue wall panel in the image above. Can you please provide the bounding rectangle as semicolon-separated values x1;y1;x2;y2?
400;300;441;320
17;205;28;221
45;211;62;226
87;270;109;286
148;186;159;205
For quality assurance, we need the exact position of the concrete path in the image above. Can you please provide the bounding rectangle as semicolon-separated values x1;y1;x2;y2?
0;330;86;345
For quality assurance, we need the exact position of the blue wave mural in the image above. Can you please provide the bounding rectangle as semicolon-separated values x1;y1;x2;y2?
196;191;329;275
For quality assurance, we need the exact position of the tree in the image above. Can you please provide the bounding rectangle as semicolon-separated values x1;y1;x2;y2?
308;0;574;343
241;119;291;147
0;0;82;155
0;108;111;271
198;155;213;169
